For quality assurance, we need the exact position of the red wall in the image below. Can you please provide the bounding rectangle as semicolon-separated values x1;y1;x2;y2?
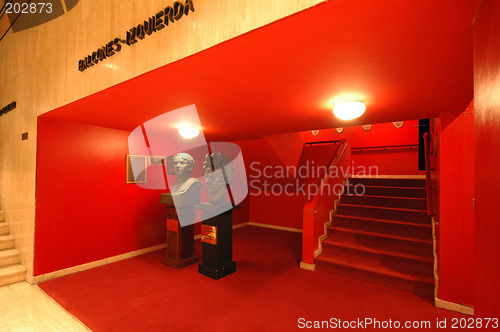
235;121;422;229
35;118;249;275
437;107;475;306
300;120;423;175
473;0;500;316
236;138;307;229
35;118;167;275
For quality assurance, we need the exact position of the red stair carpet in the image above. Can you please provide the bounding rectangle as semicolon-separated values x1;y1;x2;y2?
316;177;434;299
39;226;465;331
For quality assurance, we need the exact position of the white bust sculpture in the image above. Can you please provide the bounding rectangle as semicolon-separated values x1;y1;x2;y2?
169;153;202;207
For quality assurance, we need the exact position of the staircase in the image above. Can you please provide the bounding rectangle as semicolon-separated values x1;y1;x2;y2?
316;177;434;299
0;210;27;286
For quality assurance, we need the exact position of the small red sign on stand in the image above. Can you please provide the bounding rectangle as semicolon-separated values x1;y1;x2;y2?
167;218;179;232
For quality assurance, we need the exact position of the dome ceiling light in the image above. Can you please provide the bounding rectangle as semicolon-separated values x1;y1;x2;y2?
179;127;200;139
333;100;366;120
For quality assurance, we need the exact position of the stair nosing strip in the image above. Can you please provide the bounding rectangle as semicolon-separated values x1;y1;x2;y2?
0;264;27;273
342;194;427;201
333;214;432;227
338;203;428;213
0;249;19;254
346;184;426;189
322;239;434;262
316;256;434;284
328;226;433;244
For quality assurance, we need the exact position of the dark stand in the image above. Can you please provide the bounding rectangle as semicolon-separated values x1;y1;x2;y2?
163;206;198;269
198;209;236;279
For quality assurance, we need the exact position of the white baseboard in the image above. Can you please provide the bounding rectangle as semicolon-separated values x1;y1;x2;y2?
31;243;168;285
300;262;315;271
233;222;250;229
31;221;299;284
248;222;302;233
435;298;474;316
31;222;255;284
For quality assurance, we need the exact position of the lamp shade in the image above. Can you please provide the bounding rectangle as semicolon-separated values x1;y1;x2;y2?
333;100;366;120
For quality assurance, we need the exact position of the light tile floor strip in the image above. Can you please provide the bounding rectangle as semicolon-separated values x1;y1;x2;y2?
0;282;91;332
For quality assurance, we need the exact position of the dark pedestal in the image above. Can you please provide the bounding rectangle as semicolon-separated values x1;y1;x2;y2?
198;209;236;279
163;206;198;269
163;222;198;268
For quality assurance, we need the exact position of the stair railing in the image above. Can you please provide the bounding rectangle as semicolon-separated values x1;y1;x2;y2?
304;140;342;147
351;144;419;152
301;140;350;269
423;132;434;217
303;140;344;202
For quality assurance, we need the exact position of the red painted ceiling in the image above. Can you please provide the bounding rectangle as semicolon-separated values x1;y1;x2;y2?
43;0;477;141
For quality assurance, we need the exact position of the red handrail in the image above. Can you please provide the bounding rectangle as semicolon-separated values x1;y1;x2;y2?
351;144;418;151
423;132;434;217
301;140;351;266
304;140;342;146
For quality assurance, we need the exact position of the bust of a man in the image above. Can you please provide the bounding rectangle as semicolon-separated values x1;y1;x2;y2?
203;152;234;204
168;153;202;207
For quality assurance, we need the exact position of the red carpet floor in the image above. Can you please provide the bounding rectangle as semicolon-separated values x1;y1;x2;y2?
39;226;467;331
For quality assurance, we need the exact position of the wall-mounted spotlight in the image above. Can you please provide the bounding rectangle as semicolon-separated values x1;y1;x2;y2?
333;100;366;120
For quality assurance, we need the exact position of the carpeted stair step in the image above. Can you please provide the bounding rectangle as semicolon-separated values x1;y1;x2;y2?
0;222;9;236
341;194;427;210
328;226;433;256
0;210;4;222
332;215;432;240
0;264;26;287
317;177;434;299
321;239;434;276
336;204;429;223
344;185;426;198
315;254;434;299
0;249;21;267
348;178;426;188
0;235;15;250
